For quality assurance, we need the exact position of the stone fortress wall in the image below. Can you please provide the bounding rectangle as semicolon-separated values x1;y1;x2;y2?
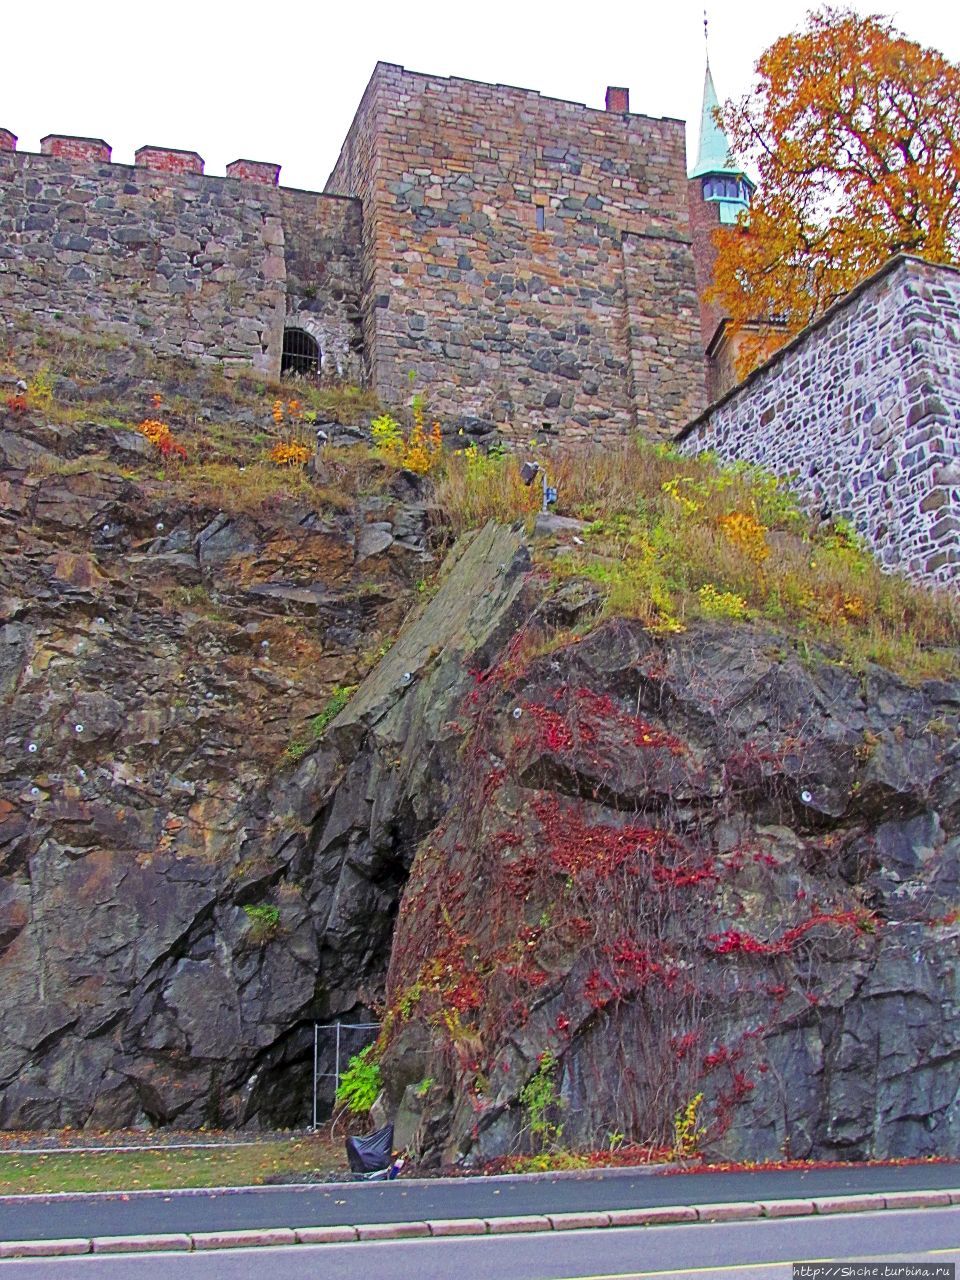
1;79;958;589
678;256;960;589
0;132;363;381
325;63;706;443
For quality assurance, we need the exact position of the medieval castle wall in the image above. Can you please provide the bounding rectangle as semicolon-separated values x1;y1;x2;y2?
326;63;706;442
679;256;960;588
0;139;363;381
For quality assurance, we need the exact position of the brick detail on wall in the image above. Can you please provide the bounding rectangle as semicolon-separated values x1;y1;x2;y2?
0;130;16;153
678;255;960;589
227;159;282;185
605;86;630;113
40;135;111;164
135;146;204;175
686;176;726;389
326;61;702;443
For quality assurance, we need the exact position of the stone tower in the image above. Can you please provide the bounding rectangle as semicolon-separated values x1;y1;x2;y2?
686;59;754;399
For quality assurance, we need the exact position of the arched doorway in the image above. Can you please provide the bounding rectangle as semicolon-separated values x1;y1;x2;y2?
281;328;320;377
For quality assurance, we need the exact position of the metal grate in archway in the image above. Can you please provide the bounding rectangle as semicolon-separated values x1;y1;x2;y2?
281;327;320;376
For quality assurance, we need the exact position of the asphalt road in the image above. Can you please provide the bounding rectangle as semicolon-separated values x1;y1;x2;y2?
0;1161;956;1243
0;1207;957;1278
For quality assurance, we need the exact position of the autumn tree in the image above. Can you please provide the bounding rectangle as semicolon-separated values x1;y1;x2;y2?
711;7;960;377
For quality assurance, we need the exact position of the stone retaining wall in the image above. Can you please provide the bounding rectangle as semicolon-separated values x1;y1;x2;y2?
0;149;362;379
326;62;705;442
678;256;960;589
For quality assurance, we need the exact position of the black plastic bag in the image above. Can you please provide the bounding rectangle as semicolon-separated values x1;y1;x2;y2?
346;1123;394;1175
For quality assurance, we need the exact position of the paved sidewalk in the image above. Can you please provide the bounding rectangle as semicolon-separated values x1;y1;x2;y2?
1;1182;956;1259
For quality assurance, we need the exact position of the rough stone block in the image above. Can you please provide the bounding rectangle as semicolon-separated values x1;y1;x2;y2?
295;1226;359;1243
354;1222;431;1240
812;1195;887;1215
485;1215;553;1233
427;1218;488;1236
608;1206;697;1226
92;1235;192;1253
293;1223;360;1244
191;1229;296;1249
759;1200;816;1217
547;1212;611;1230
0;1239;91;1257
696;1202;762;1221
882;1191;952;1210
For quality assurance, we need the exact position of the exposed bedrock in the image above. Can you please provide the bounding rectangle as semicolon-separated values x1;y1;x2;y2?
1;506;957;1157
0;421;431;1129
329;526;959;1164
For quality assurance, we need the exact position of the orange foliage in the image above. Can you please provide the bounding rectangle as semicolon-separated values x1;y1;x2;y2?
717;511;769;564
269;440;311;467
402;418;443;475
138;418;187;462
710;7;960;378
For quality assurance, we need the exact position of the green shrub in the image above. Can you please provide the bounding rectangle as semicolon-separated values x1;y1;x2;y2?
519;1052;564;1149
336;1045;382;1115
311;684;358;738
242;903;280;942
281;685;358;766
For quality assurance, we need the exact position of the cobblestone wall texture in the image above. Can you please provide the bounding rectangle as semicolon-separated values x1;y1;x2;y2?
279;189;364;382
679;256;960;589
326;62;706;442
0;150;362;379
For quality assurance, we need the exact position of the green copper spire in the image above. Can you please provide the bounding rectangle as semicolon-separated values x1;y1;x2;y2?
689;60;740;179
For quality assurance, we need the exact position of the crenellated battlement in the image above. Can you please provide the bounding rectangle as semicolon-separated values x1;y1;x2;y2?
1;130;280;184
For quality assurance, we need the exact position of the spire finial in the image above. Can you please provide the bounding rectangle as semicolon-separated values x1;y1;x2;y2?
704;9;710;64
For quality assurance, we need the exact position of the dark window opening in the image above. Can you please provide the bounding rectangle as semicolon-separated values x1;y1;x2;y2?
281;328;320;376
536;206;546;231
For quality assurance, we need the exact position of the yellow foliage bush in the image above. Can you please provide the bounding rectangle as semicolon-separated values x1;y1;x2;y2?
371;395;443;474
698;583;750;620
718;511;769;563
269;440;311;467
138;418;172;447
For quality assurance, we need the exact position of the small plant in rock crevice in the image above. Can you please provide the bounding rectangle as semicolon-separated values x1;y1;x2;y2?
519;1051;565;1150
673;1092;707;1158
281;685;358;765
242;903;280;943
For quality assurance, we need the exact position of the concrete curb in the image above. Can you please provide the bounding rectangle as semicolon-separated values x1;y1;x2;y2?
0;1161;686;1207
0;1188;956;1258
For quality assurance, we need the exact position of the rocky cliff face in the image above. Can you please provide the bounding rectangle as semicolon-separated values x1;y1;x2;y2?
2;390;958;1157
0;398;427;1129
316;523;960;1164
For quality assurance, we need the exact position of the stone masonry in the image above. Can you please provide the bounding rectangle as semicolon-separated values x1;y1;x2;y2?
325;63;706;442
0;142;363;381
0;66;706;440
678;256;960;589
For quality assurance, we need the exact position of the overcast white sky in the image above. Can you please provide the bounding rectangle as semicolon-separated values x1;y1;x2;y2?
5;1;960;192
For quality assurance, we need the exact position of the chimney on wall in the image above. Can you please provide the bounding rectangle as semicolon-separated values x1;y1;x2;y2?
605;86;630;113
0;129;16;152
135;146;204;175
226;159;281;186
40;135;111;163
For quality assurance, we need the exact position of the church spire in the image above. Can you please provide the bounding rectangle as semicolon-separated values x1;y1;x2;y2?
689;58;740;180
